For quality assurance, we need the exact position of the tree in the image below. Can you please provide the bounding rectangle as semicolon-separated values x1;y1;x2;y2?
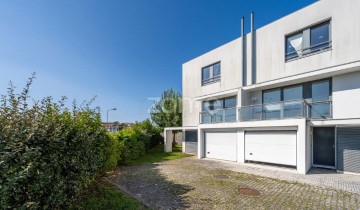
150;88;182;128
150;89;182;146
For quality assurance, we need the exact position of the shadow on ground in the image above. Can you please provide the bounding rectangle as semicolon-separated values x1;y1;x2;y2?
307;167;338;175
108;163;194;209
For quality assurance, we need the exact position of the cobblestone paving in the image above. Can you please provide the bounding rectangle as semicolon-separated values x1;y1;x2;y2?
109;157;360;210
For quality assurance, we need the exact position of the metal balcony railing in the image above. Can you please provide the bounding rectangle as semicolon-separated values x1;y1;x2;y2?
285;41;332;61
199;100;332;124
202;75;221;86
239;100;332;122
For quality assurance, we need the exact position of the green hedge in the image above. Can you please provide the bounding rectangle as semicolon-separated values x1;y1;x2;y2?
110;119;163;165
0;76;116;209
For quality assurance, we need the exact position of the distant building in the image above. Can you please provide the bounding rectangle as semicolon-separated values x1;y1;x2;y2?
103;122;134;132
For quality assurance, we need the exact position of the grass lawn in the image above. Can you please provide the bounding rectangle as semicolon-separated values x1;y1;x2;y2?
128;144;193;166
70;180;147;210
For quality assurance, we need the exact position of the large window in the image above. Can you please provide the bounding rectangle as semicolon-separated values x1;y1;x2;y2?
311;80;331;118
263;89;281;119
286;33;303;60
202;96;236;111
310;22;330;52
285;21;331;61
263;89;281;103
201;96;236;123
202;62;221;85
283;85;303;118
261;79;331;119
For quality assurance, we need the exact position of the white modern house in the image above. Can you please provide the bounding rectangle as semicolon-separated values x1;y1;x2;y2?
164;0;360;175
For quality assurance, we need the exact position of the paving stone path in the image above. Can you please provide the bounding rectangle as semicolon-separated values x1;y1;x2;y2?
108;157;360;209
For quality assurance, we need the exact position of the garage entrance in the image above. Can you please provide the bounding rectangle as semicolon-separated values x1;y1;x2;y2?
205;131;237;162
245;131;297;166
337;127;360;173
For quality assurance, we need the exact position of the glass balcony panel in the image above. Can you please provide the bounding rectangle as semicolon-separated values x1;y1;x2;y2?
239;105;263;121
201;112;211;124
212;110;224;123
310;101;331;118
284;101;304;118
224;108;236;122
263;103;281;119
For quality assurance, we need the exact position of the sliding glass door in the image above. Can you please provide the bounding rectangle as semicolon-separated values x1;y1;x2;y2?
263;89;281;119
311;80;331;118
283;85;303;118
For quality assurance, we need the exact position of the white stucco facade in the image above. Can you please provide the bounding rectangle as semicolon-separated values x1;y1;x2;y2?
166;0;360;175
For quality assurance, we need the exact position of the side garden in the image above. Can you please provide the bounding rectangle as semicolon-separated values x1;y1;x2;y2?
0;74;187;209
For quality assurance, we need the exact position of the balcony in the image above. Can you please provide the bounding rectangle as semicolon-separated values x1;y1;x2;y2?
239;100;332;121
200;108;237;124
199;100;332;124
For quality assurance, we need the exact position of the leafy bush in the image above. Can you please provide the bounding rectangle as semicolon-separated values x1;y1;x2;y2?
105;133;122;171
110;120;163;165
0;74;114;209
132;119;163;150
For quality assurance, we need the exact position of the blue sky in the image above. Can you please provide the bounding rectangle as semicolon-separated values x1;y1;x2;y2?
0;0;316;122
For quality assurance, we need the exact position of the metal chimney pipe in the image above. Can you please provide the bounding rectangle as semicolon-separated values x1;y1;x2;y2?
251;11;254;32
241;16;246;86
250;11;256;85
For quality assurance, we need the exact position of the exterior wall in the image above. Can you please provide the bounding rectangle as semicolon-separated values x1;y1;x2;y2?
246;90;262;106
182;38;242;127
183;0;360;127
197;128;205;159
237;130;245;163
164;130;173;152
306;125;312;172
332;71;360;119
180;0;360;174
253;0;360;84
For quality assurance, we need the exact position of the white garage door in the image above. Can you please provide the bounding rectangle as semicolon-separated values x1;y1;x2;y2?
245;131;297;166
205;131;237;162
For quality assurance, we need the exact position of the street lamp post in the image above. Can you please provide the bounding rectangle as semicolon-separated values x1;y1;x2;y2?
106;108;117;123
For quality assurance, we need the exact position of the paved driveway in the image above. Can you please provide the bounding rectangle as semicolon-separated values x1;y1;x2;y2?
108;157;360;209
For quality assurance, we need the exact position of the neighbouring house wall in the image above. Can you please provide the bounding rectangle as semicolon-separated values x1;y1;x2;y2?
252;0;360;84
182;38;243;127
332;70;360;119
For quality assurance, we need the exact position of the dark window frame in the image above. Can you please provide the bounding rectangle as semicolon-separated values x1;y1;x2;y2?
201;62;221;86
310;21;331;53
285;32;304;61
285;19;332;62
261;78;332;103
202;96;237;111
263;88;282;104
